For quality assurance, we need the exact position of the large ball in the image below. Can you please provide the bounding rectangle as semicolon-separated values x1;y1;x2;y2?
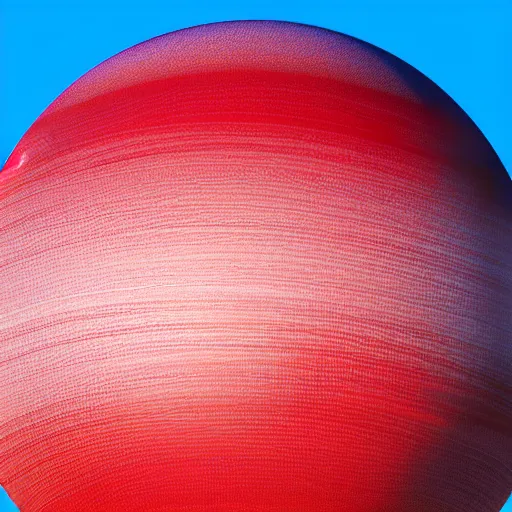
0;21;510;512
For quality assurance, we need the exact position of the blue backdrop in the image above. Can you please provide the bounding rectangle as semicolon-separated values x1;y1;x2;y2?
0;0;510;510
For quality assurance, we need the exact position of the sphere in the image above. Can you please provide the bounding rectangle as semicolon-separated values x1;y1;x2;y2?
0;21;510;512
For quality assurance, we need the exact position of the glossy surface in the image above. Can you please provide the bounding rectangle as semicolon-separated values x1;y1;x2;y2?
1;21;510;512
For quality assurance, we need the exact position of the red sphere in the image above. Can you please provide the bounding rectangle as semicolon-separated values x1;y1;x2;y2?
1;21;510;512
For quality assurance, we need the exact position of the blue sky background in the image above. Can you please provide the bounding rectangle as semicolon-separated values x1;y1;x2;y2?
0;0;510;510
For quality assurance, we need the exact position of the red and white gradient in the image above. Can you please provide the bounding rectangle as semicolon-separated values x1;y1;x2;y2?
1;21;511;512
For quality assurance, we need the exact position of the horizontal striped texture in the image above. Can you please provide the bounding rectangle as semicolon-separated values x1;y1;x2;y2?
1;21;511;512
